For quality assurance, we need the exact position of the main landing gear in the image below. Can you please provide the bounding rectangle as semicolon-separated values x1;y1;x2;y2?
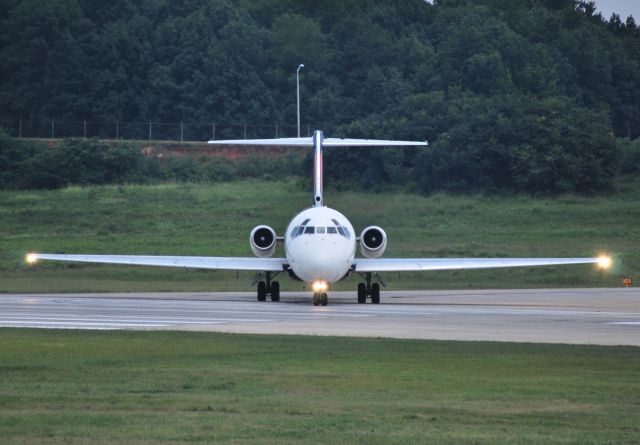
257;272;280;302
357;272;380;304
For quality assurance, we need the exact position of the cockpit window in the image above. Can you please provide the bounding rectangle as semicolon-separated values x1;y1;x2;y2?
291;225;307;239
290;218;313;239
331;219;351;239
291;220;350;238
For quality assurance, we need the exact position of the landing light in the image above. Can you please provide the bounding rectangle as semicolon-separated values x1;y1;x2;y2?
597;255;612;269
26;253;38;264
312;281;328;293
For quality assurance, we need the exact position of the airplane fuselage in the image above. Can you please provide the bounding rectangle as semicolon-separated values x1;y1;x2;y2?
284;206;356;284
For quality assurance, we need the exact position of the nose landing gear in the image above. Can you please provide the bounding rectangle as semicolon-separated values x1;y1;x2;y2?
313;292;328;306
310;280;329;306
357;272;381;304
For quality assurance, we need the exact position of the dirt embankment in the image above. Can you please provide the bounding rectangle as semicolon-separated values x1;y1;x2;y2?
140;142;295;160
36;138;296;160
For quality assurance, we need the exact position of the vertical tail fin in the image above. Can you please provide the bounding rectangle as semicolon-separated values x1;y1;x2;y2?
312;130;324;207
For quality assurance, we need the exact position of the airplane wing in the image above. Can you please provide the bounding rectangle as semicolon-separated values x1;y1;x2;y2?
353;257;604;272
28;254;287;272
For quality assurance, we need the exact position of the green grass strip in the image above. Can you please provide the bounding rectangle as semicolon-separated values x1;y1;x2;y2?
1;178;638;292
0;329;639;444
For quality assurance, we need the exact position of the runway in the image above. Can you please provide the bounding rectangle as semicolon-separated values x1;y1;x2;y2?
1;288;639;346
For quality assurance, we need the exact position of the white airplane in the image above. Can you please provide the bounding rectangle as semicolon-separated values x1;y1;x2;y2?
27;130;611;306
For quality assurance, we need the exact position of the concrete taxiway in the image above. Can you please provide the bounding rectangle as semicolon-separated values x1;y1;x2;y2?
1;288;639;346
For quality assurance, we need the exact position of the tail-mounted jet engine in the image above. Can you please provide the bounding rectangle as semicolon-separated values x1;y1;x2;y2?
359;226;387;258
250;225;277;257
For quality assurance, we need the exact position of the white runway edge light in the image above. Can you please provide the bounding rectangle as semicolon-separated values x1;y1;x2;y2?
26;253;38;264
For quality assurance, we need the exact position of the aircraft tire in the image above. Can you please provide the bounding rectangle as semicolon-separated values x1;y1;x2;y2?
357;283;367;304
320;293;328;306
371;283;380;304
257;281;267;302
312;293;321;306
270;281;280;302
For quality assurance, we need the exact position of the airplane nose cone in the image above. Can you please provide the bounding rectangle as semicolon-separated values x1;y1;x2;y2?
306;256;338;280
292;242;353;283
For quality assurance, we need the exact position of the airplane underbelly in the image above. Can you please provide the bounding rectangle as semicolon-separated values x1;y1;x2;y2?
293;260;349;283
287;238;354;283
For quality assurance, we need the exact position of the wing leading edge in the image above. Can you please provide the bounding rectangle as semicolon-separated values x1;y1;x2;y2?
29;254;286;272
353;257;603;272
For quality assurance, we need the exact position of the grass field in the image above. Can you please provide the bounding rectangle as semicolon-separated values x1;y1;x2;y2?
0;329;638;444
2;181;639;444
1;178;638;292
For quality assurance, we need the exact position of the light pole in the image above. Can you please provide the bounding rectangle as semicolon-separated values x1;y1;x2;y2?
296;64;304;138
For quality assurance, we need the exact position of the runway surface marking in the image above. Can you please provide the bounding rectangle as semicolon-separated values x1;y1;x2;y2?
1;289;639;345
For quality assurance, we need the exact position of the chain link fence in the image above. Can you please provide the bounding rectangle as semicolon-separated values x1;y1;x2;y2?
0;119;339;141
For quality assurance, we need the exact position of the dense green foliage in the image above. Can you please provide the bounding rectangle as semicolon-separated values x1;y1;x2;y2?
1;0;639;193
0;136;143;189
2;180;635;293
0;131;304;189
1;329;639;444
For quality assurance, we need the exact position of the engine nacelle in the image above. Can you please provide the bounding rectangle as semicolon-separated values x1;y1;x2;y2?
250;225;277;258
359;226;387;259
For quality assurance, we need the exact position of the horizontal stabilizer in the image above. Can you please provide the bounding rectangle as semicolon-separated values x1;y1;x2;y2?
208;137;428;147
209;137;314;146
324;138;428;147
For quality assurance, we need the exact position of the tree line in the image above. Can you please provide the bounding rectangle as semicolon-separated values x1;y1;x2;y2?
1;0;639;194
0;132;306;189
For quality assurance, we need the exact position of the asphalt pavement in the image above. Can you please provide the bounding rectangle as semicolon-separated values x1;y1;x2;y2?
1;288;638;345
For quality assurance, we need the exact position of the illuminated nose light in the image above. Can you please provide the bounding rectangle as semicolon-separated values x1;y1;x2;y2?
597;255;612;269
26;253;38;264
311;281;328;293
